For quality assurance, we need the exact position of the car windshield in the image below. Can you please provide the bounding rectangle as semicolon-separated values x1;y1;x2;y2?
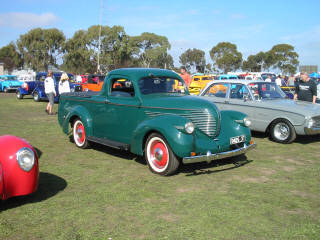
247;82;286;100
2;76;17;81
202;77;213;81
139;76;188;95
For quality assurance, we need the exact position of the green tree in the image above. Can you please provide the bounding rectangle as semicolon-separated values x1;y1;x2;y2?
209;42;242;73
62;30;95;74
0;42;23;72
17;28;65;71
179;48;206;72
130;32;171;68
205;63;212;73
242;51;265;72
154;52;174;69
269;44;299;75
87;25;134;71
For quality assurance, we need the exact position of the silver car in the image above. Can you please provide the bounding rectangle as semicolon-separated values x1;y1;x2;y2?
199;80;320;143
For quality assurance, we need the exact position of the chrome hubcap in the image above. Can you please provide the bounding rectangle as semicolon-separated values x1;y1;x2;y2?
274;123;289;140
154;148;163;161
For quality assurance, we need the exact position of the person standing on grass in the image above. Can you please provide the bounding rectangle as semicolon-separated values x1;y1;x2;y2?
59;72;71;94
294;72;317;104
44;71;56;115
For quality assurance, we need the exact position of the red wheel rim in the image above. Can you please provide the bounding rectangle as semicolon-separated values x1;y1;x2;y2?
76;123;85;144
150;140;168;169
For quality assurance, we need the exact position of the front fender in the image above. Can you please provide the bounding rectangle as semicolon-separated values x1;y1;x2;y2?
61;105;93;136
17;87;29;95
218;110;252;151
130;114;194;158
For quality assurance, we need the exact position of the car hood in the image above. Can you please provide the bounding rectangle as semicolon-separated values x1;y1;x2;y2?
260;99;320;116
141;94;222;138
141;94;219;112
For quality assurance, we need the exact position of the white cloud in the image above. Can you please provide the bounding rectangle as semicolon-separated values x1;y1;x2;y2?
0;12;59;28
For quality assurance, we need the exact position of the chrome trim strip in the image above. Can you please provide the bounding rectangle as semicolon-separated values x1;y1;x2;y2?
304;127;320;135
145;109;219;138
182;143;257;164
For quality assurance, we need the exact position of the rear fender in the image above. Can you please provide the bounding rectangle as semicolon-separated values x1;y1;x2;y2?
62;105;93;136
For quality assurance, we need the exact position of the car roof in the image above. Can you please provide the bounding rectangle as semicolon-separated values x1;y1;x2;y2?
108;68;180;80
207;79;266;85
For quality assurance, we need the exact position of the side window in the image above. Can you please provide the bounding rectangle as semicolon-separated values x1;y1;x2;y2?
204;83;228;98
110;78;135;98
230;84;249;99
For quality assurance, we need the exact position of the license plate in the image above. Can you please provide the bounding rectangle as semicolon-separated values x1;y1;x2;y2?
230;135;246;145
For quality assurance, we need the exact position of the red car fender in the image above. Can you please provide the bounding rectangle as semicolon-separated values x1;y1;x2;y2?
0;164;4;199
0;135;39;200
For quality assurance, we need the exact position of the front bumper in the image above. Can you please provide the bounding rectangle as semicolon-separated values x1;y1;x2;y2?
182;143;257;164
7;86;20;90
304;127;320;135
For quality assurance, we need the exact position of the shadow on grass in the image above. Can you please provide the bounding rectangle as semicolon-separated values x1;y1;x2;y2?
83;140;145;163
251;131;320;144
251;131;268;139
295;134;320;144
34;147;43;159
0;172;67;211
180;154;253;176
67;137;253;175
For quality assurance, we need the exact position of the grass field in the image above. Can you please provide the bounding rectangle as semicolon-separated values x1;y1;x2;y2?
0;93;319;240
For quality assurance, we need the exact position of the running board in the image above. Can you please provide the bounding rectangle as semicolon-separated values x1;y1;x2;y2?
87;136;130;151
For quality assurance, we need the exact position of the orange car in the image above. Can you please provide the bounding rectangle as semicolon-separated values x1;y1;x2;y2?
81;74;105;92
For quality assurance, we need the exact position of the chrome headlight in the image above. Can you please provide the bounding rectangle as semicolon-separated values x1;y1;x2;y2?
243;117;252;127
185;122;195;134
307;118;315;128
16;147;35;172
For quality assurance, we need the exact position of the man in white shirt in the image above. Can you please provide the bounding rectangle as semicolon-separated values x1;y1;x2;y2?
76;75;82;83
265;76;272;82
275;75;282;86
44;71;56;115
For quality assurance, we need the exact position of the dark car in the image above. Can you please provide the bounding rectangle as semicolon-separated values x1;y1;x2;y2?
16;72;80;102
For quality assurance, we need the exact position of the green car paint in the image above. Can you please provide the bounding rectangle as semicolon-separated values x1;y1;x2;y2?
58;68;256;174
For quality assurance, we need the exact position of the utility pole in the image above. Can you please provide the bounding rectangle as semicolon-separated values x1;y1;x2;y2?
97;0;102;73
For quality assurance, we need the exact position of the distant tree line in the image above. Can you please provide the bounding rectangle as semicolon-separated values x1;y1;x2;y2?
0;26;299;75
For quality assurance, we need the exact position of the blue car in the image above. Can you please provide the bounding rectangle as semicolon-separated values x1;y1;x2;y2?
218;74;239;80
16;72;80;102
0;75;23;92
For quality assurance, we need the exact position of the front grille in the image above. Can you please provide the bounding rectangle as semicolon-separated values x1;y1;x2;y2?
312;116;320;128
145;109;220;138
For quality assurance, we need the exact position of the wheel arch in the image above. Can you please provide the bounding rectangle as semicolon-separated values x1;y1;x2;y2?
130;115;194;158
62;106;93;136
266;117;294;133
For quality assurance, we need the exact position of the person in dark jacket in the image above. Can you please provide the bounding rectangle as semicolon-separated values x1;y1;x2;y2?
294;72;317;104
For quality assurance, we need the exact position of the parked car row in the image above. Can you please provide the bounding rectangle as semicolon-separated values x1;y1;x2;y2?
16;72;82;102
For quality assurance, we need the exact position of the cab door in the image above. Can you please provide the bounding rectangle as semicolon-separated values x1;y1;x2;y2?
93;76;142;144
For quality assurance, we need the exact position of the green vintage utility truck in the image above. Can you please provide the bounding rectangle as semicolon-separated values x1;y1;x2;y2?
58;68;256;175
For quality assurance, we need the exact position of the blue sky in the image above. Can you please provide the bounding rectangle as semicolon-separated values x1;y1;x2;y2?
1;0;319;68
